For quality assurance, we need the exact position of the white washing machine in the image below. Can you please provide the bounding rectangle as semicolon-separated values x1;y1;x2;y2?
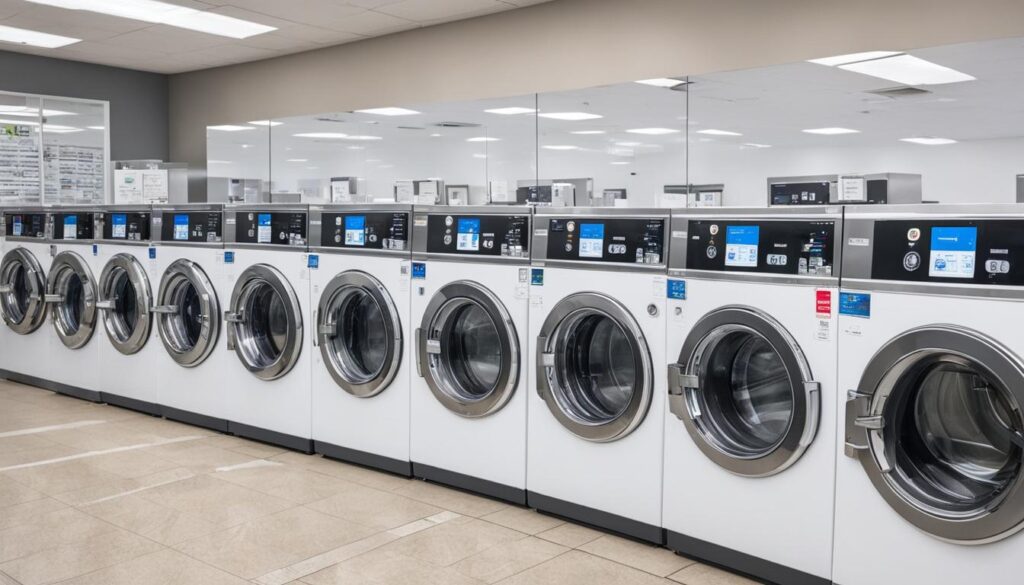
310;204;413;476
44;207;103;402
527;208;668;543
151;205;231;432
835;204;1024;585
0;209;53;387
410;205;532;504
663;207;841;585
94;206;161;415
223;204;313;452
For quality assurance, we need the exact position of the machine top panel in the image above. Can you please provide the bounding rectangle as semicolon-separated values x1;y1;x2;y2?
534;209;669;268
311;206;410;253
153;207;224;244
226;206;308;247
49;209;98;242
3;210;48;239
412;207;531;260
98;209;152;242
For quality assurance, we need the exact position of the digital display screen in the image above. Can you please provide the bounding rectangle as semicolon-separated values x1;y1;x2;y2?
63;216;77;240
725;225;759;267
257;213;272;244
929;226;977;278
457;217;481;251
579;223;604;258
345;215;366;246
173;214;189;241
111;214;127;239
12;215;21;236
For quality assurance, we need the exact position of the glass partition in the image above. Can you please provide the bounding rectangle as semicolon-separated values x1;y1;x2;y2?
205;122;270;203
0;93;42;205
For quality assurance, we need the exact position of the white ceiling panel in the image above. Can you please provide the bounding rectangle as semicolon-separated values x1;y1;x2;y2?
375;0;511;23
318;9;415;35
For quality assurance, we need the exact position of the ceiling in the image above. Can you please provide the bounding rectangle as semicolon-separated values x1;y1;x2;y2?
0;0;551;74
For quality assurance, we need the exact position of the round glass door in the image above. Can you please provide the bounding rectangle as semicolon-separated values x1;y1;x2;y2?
318;271;401;398
537;292;652;442
98;253;153;355
848;325;1024;543
155;259;220;368
671;306;818;477
45;251;97;349
418;281;518;417
225;264;302;381
0;248;47;335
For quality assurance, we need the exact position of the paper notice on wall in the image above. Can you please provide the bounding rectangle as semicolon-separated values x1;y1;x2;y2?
142;169;169;203
838;176;866;203
395;180;414;203
416;180;438;205
489;180;510;203
331;179;352;203
114;169;143;204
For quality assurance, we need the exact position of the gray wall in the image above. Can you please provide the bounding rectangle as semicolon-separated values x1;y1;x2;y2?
0;50;168;161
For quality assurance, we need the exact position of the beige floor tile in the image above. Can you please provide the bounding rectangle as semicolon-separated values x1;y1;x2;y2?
308;485;444;531
0;444;84;469
144;441;255;473
205;435;289;458
384;518;525;567
85;448;182;479
176;506;377;579
215;464;361;504
535;522;603;548
2;459;125;496
82;493;222;546
482;506;564;535
136;474;294;528
0;434;61;455
667;563;762;585
50;467;196;507
580;534;696;577
0;474;44;507
0;507;119;562
452;536;569;583
55;548;249;585
391;480;508;518
497;549;668;585
0;569;18;585
302;548;484;585
42;424;166;452
271;452;412;491
0;497;68;531
0;527;163;585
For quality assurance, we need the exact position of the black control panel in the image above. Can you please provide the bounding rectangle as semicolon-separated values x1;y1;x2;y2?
546;217;665;264
686;220;836;275
871;220;1024;285
770;182;831;206
425;214;529;257
234;211;307;246
101;211;151;241
3;212;47;238
161;211;223;243
50;211;95;241
321;211;409;251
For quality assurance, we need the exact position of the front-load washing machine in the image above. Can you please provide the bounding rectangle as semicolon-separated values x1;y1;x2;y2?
527;208;668;543
44;207;103;402
410;205;532;504
663;207;841;585
835;204;1024;585
150;205;230;431
0;208;53;387
94;205;161;415
310;204;413;476
223;204;312;452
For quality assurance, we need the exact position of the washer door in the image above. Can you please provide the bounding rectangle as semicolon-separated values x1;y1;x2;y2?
668;306;820;477
0;248;47;335
97;253;153;355
45;251;97;349
154;259;220;368
417;281;519;418
536;292;652;442
224;264;302;381
317;270;402;398
846;325;1024;544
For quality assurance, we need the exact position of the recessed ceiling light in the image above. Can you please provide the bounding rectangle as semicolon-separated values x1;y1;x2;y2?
26;0;274;39
802;127;860;135
611;161;631;165
207;160;231;164
306;166;319;170
696;129;742;136
627;127;681;135
87;126;104;130
472;154;488;159
43;125;82;133
343;135;382;141
348;146;365;150
839;54;974;85
294;132;348;139
247;120;281;126
429;133;442;137
807;51;901;66
1;108;76;117
467;137;500;142
542;145;578;150
538;112;603;121
900;137;958;145
635;78;688;88
484;107;536;115
286;158;308;162
208;125;253;132
742;143;772;148
355;107;420;116
615;141;642;147
0;24;79;48
240;144;253;149
571;130;606;135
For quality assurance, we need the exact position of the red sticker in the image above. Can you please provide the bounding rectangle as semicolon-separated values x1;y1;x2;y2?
815;289;832;316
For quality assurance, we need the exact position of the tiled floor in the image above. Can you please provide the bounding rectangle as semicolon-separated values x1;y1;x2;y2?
0;380;759;585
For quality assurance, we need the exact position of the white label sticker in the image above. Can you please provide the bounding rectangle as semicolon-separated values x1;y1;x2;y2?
671;230;688;239
816;319;831;341
534;229;548;237
848;237;870;247
515;284;528;300
842;322;863;337
414;217;428;227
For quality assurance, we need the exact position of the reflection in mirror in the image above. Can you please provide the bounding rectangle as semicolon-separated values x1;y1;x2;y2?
206;122;270;203
0;93;42;205
41;98;107;205
537;81;687;208
687;37;1024;206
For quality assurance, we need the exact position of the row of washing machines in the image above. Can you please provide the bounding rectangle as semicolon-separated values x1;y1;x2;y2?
1;202;1022;585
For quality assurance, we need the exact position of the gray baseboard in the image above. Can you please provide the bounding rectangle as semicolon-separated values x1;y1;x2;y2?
161;405;229;433
528;491;663;544
228;420;313;454
413;462;526;505
666;530;831;585
100;392;161;416
0;370;102;403
314;441;412;477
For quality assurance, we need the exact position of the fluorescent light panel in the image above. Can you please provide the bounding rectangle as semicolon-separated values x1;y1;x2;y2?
838;54;975;85
900;137;957;145
466;137;499;142
484;107;535;115
355;107;420;116
807;51;901;66
248;120;281;126
627;127;680;135
696;129;742;136
742;143;772;148
286;158;308;162
208;125;253;132
0;24;79;48
802;127;860;135
571;130;605;135
538;112;603;121
294;132;348;138
635;78;687;88
542;145;578;150
26;0;275;39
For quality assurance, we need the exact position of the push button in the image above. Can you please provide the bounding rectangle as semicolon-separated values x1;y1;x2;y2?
903;251;921;271
986;259;1010;274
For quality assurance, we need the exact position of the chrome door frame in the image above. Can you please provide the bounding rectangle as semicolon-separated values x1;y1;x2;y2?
0;247;47;334
44;251;97;349
416;280;519;418
224;264;303;381
97;253;153;355
669;305;820;477
537;292;653;442
316;270;402;398
154;259;220;368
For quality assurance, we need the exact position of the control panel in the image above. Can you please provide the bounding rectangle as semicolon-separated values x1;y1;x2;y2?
101;211;151;241
770;182;832;206
233;210;307;246
160;211;223;243
544;217;665;265
50;211;96;241
870;220;1024;285
424;213;529;257
686;220;836;276
3;212;47;238
321;211;409;251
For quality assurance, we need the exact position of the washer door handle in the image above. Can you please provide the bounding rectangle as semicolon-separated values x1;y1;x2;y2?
44;293;63;304
150;305;177;314
0;284;11;294
667;364;697;421
95;299;115;311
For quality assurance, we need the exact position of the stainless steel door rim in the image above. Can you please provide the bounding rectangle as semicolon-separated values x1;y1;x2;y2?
45;251;97;349
224;263;303;381
97;253;153;355
154;259;220;368
0;247;47;335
